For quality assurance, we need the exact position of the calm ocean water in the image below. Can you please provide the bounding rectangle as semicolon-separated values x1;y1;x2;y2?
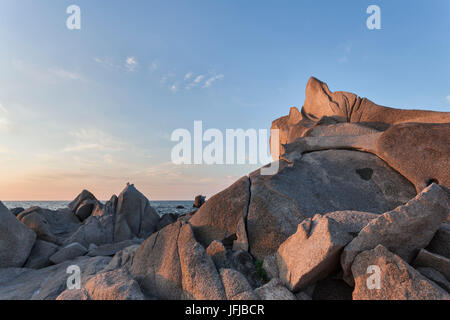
3;200;194;216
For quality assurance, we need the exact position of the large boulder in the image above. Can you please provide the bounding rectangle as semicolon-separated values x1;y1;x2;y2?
310;278;353;300
10;207;24;216
68;190;97;213
129;221;183;299
176;222;227;300
272;78;450;193
17;206;81;244
103;244;140;272
412;249;450;281
190;176;250;249
341;183;449;284
24;240;59;269
220;268;258;300
74;199;100;222
17;208;60;244
277;214;357;292
49;242;87;264
0;201;36;268
416;267;450;292
0;256;111;300
87;239;142;257
427;223;450;259
351;245;449;300
64;215;114;248
271;77;450;157
375;122;450;191
206;240;228;269
247;149;415;260
57;268;144;300
193;195;206;208
254;279;296;300
114;183;160;242
130;221;226;300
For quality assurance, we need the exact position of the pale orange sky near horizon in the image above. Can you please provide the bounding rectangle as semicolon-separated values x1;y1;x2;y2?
0;164;255;201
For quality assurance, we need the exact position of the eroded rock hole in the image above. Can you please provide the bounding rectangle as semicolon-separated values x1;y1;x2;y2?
356;168;373;181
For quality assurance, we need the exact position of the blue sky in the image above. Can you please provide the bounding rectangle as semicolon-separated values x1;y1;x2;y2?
0;0;449;200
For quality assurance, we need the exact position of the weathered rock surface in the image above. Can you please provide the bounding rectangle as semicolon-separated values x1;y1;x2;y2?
352;245;449;300
190;176;250;248
24;240;59;269
341;184;449;284
324;211;379;234
416;267;450;292
74;199;99;222
220;268;258;300
114;183;160;242
130;221;226;300
0;201;36;268
157;213;178;231
104;244;140;272
375;122;450;191
17;208;60;244
262;254;279;280
87;239;142;257
229;250;264;288
206;240;228;269
178;222;227;300
276;214;354;292
193;195;206;208
271;77;450;158
248;150;415;260
310;278;353;300
129;221;183;299
57;268;144;300
254;279;296;300
49;242;87;264
17;206;81;244
68;190;97;213
63;215;113;248
272;78;450;192
412;249;450;281
0;256;111;300
10;207;24;216
427;223;450;259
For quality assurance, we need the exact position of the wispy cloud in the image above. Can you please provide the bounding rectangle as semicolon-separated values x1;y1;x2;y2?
170;83;179;93
446;95;450;103
184;72;193;81
93;57;117;69
63;128;125;153
185;74;205;90
125;56;138;71
202;74;224;88
48;68;82;81
160;72;175;84
0;103;10;132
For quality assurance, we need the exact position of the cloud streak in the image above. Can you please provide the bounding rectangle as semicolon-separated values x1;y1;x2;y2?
125;56;138;71
202;74;224;88
63;128;125;153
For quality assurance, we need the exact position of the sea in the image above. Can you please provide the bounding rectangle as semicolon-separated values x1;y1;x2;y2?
3;200;194;216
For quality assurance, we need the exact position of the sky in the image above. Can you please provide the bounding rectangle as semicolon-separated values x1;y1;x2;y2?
0;0;449;200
